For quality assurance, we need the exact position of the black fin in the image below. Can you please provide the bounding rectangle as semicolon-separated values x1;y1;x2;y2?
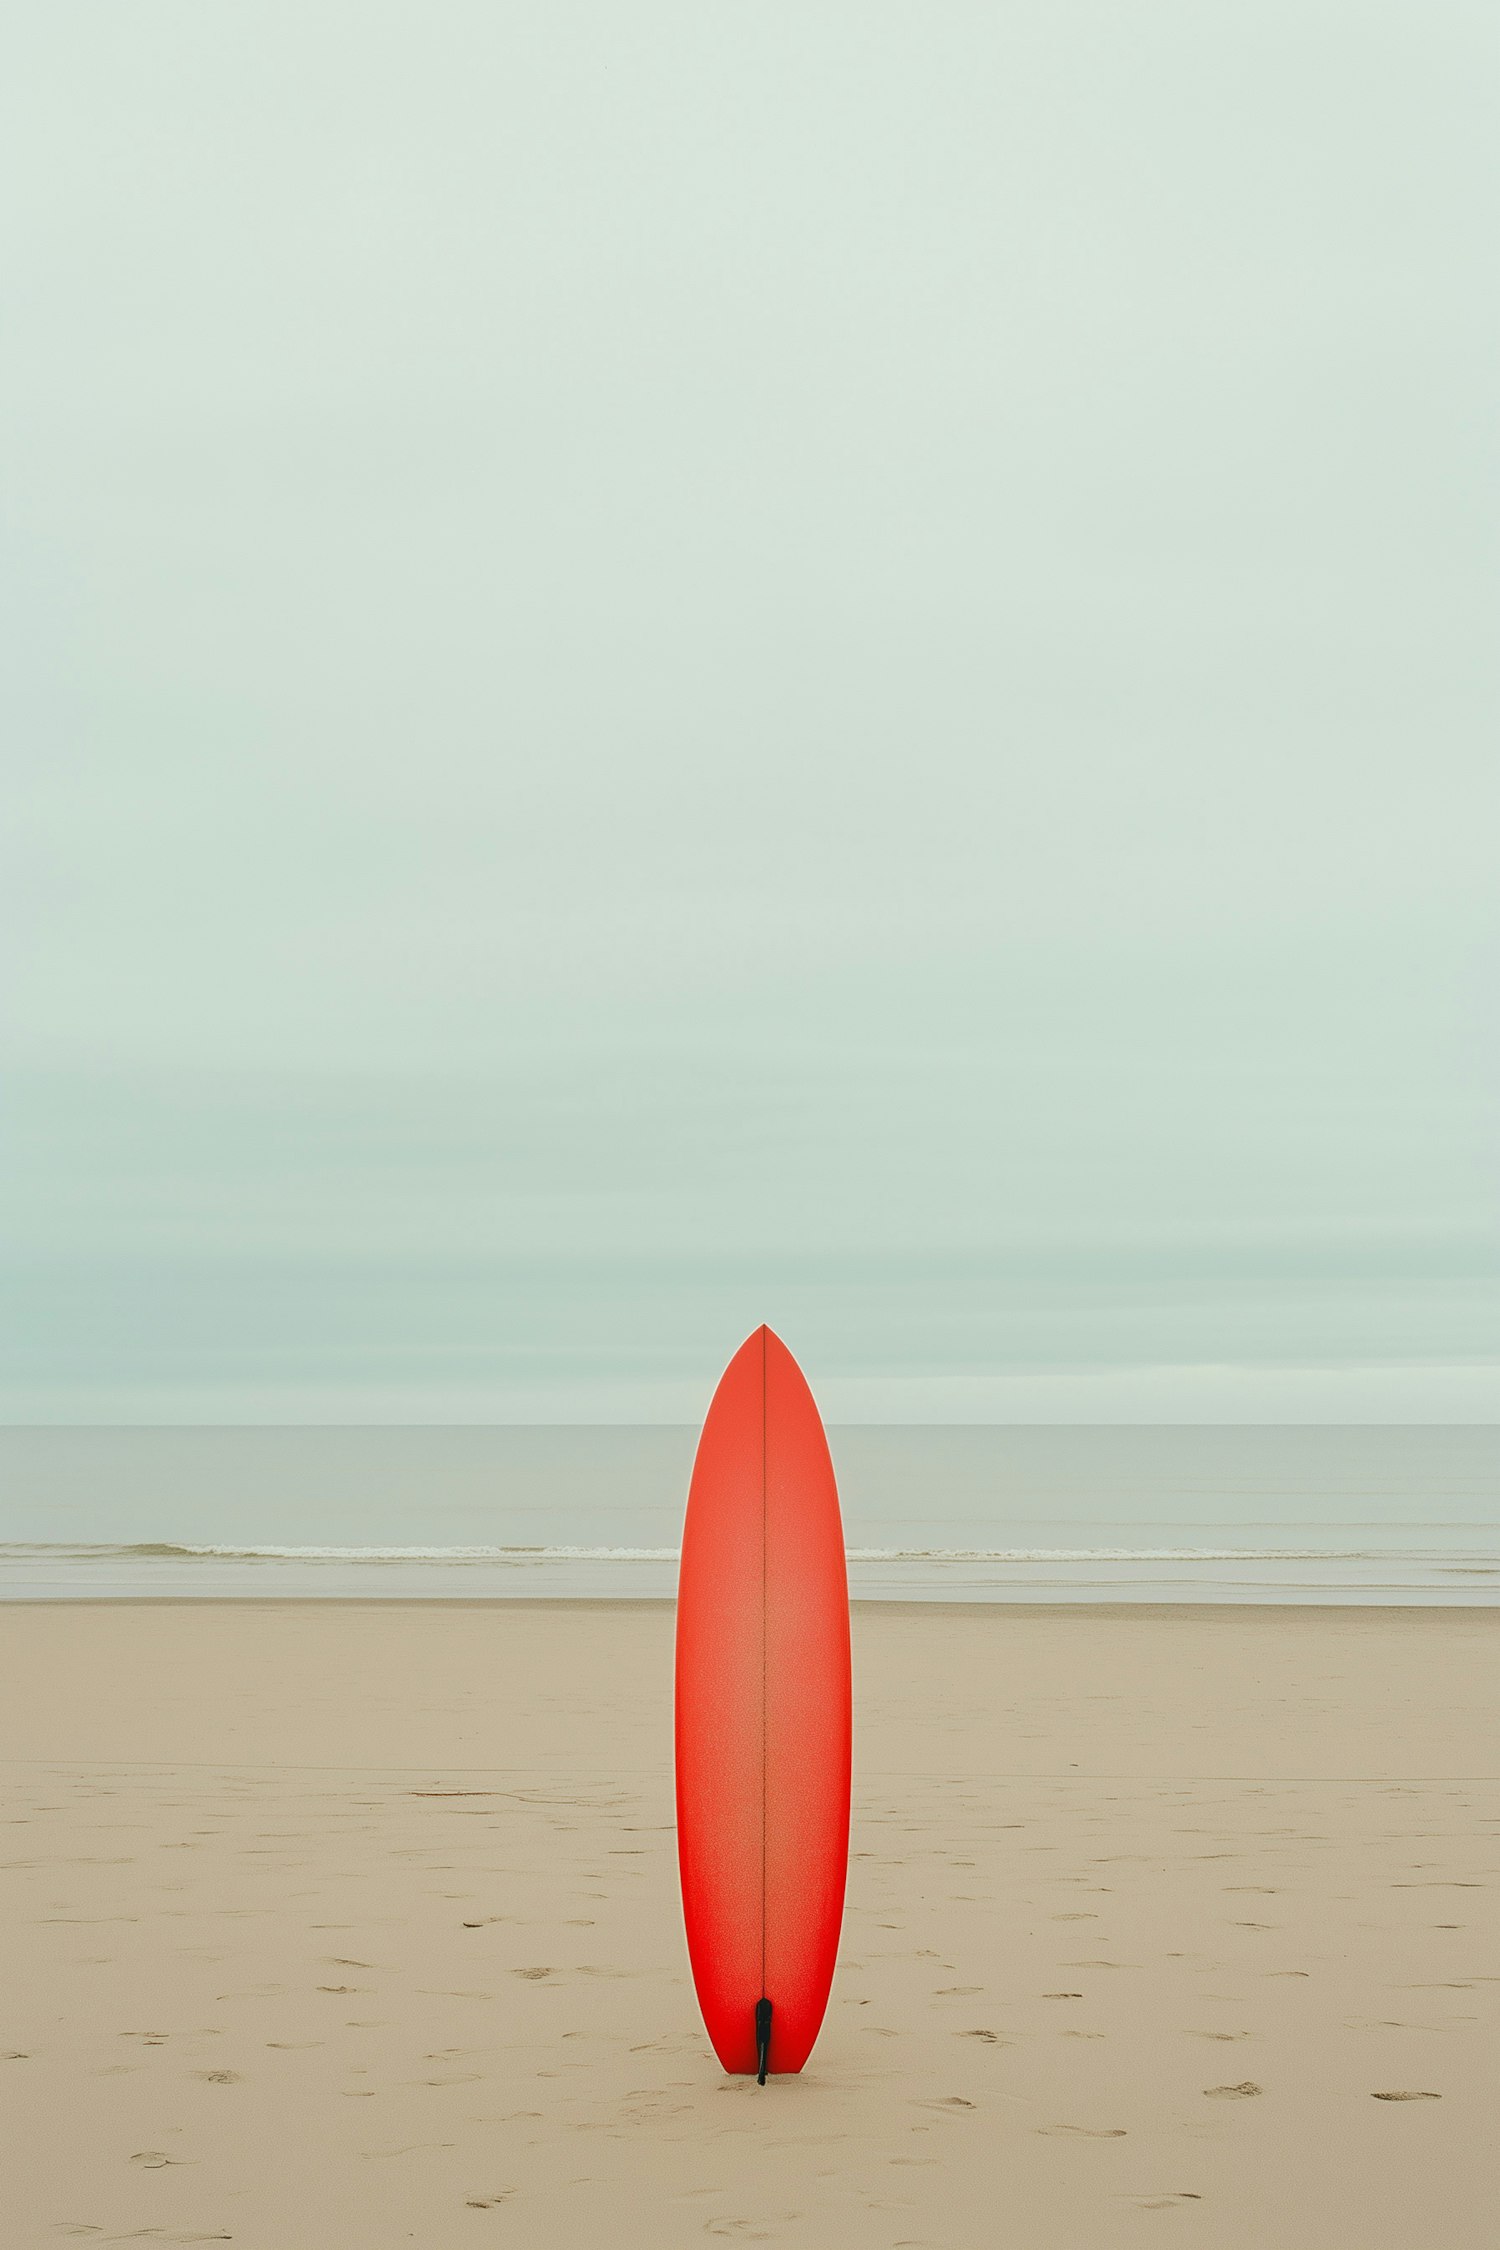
754;1997;772;2084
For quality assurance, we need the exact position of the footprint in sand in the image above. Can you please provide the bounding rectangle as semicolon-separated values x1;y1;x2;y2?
58;2233;229;2244
1203;2083;1261;2099
1039;2124;1127;2137
465;2191;514;2207
129;2150;179;2168
1372;2090;1441;2101
195;2069;240;2084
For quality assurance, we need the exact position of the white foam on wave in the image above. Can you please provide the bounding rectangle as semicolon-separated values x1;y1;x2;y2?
4;1540;1493;1566
130;1542;681;1562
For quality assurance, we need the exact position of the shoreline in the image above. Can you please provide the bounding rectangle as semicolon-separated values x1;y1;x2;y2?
4;1594;1498;1615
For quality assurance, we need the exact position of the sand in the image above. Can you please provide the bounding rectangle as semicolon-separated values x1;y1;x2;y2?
3;1600;1496;2249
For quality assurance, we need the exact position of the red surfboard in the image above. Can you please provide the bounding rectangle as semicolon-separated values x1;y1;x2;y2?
674;1327;851;2080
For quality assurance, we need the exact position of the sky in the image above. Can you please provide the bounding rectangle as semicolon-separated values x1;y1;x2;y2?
2;3;1496;1422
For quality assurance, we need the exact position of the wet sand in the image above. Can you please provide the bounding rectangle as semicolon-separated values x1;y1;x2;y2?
3;1601;1496;2247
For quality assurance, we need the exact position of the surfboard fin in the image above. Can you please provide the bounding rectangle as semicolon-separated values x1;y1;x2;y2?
755;1997;772;2084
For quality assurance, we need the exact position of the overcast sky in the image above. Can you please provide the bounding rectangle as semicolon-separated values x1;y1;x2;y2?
3;3;1495;1420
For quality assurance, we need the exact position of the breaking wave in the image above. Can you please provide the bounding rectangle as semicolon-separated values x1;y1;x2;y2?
1;1541;1491;1566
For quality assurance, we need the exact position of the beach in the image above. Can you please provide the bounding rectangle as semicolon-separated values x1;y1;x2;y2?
3;1600;1496;2247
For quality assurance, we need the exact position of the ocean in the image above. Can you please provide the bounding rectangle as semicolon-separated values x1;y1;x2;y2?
0;1424;1495;1603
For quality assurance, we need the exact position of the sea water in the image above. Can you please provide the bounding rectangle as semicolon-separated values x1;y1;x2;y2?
0;1425;1495;1603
